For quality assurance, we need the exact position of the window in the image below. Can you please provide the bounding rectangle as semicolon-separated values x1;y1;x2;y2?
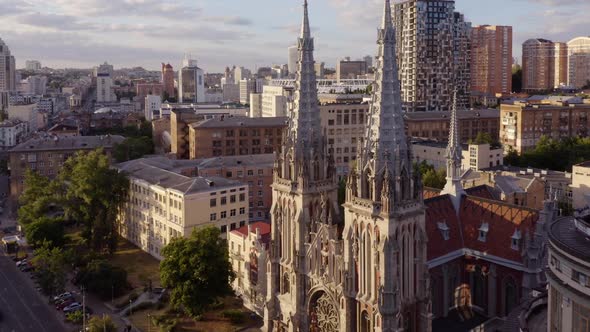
230;195;236;203
221;211;227;218
551;255;561;272
239;221;246;227
258;191;263;197
574;270;590;287
230;223;236;230
210;213;217;221
247;170;254;176
258;169;264;176
239;193;246;202
237;171;243;177
230;209;236;216
210;198;216;207
511;229;521;251
258;201;264;207
239;207;245;215
258;180;263;187
226;171;233;177
478;223;489;242
221;225;227;233
221;197;227;205
437;222;450;240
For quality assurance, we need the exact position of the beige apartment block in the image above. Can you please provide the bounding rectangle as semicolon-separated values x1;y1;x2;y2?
522;39;568;91
567;37;590;89
116;159;249;259
471;25;513;95
572;161;590;210
500;101;590;153
412;141;503;171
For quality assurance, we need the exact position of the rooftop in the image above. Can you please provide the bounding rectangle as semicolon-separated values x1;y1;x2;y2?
116;159;243;195
404;109;499;121
549;216;590;261
11;135;124;153
575;161;590;168
190;116;288;129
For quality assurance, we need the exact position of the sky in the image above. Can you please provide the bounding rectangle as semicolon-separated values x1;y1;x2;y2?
0;0;588;72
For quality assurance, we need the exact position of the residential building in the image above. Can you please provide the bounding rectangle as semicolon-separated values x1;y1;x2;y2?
336;58;367;81
249;93;262;118
229;222;270;316
21;75;47;95
470;25;513;95
547;213;590;332
25;60;41;71
144;95;162;121
500;101;590;153
47;122;80;138
314;62;325;79
136;83;163;101
572;161;590;210
393;0;472;112
0;38;16;92
93;62;114;78
9;135;124;200
0;119;28;150
239;79;256;104
234;67;251;84
7;103;41;131
187;116;287;159
116;159;248;259
178;57;204;103
96;73;115;103
287;45;298;75
161;63;175;99
522;39;568;91
567;37;590;89
412;141;503;171
405;108;500;143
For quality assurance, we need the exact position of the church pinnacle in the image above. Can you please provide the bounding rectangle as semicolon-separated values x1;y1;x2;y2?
442;90;465;210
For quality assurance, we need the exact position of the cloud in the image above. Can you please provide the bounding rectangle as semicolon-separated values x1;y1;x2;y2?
0;0;33;16
204;16;253;26
37;0;202;19
17;12;95;31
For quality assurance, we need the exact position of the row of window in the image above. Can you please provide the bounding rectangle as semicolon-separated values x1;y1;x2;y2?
210;194;246;207
210;207;247;221
212;128;283;138
220;220;247;233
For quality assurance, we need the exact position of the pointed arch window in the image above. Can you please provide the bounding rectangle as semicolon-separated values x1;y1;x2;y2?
511;229;521;251
478;222;489;242
437;221;450;240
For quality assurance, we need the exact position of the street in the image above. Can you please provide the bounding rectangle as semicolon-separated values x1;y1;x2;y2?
0;249;68;332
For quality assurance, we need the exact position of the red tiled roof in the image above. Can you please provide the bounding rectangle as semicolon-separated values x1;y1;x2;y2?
423;187;442;200
465;185;499;201
231;221;271;237
425;194;539;264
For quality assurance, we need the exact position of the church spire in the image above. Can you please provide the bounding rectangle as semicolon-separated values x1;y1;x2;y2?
357;0;413;204
301;0;310;39
442;89;465;210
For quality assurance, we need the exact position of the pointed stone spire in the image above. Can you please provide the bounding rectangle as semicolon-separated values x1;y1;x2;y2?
301;0;310;39
442;89;465;211
358;0;412;203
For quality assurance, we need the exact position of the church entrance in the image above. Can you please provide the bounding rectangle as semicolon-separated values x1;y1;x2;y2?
309;291;339;332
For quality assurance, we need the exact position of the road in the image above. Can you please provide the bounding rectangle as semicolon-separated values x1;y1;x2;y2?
0;249;68;332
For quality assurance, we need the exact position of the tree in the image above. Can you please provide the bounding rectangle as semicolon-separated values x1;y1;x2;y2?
160;227;235;319
87;315;117;332
512;65;522;93
414;161;447;189
113;136;154;162
33;244;68;296
18;170;62;226
25;217;65;248
60;149;129;253
76;259;128;299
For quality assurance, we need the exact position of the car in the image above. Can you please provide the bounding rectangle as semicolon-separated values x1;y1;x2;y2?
53;292;73;303
56;299;76;310
63;303;83;313
21;265;34;273
15;259;27;267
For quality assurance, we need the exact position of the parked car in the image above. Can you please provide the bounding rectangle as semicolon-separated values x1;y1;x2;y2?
56;299;76;310
15;259;27;267
21;265;34;273
63;303;83;313
53;292;73;303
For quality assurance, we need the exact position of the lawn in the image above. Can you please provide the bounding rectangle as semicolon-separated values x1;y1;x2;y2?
128;296;262;332
109;237;161;289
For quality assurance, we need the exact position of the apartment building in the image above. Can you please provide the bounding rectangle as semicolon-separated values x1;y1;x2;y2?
500;101;590;153
0;119;28;150
228;222;270;316
471;25;513;95
188;117;287;159
412;140;503;171
116;159;248;259
405;109;500;143
572;161;590;210
567;37;590;89
9;135;124;201
522;39;568;91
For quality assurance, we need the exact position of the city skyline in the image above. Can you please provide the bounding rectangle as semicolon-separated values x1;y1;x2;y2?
0;0;588;71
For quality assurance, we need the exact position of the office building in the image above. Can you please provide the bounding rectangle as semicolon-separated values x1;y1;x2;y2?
234;66;251;84
522;39;568;91
547;213;590;332
393;0;472;112
500;101;590;153
336;59;367;81
471;25;513;95
188;116;286;159
9;135;124;200
161;63;175;99
178;57;205;103
567;37;590;89
261;85;290;117
25;60;41;71
144;95;162;121
116;158;248;259
287;45;298;75
222;83;240;103
239;79;256;104
0;38;16;92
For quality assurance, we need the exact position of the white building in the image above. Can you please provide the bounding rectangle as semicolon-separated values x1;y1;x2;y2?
0;38;16;92
239;79;256;105
178;57;205;103
412;141;504;171
0;119;28;149
261;85;289;117
93;62;114;77
228;222;270;316
144;95;162;121
25;60;41;71
116;159;249;259
567;37;590;89
234;66;251;84
20;75;47;95
249;93;262;118
97;73;115;103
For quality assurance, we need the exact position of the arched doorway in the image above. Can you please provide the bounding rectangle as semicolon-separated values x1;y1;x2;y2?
360;311;370;332
309;291;339;332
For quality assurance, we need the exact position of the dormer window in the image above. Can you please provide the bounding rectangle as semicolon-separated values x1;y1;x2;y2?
511;229;522;250
478;223;489;242
437;221;450;241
